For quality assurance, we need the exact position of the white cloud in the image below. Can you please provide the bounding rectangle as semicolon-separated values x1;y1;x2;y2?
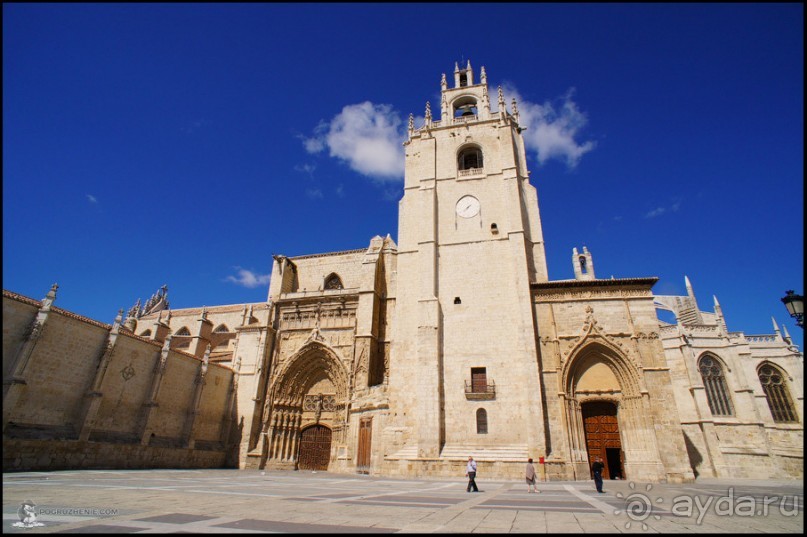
294;163;317;177
225;268;270;288
305;187;323;199
303;102;405;181
303;89;593;179
501;85;596;168
86;194;98;204
644;197;683;219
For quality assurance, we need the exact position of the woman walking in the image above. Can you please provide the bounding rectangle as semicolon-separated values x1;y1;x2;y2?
525;458;539;493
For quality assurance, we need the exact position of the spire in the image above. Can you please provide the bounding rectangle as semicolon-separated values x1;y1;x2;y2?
782;322;793;344
497;86;506;116
511;98;520;123
42;283;58;310
480;65;487;85
441;73;447;91
772;317;781;339
112;308;124;334
45;283;58;301
684;275;695;298
481;82;490;114
425;101;432;127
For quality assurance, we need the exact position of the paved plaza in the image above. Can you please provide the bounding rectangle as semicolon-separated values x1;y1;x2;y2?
3;469;803;533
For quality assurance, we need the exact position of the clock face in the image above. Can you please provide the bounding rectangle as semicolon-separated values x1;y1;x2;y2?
456;195;480;218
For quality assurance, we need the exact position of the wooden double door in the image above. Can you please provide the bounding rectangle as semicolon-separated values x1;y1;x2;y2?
297;425;332;471
582;401;624;480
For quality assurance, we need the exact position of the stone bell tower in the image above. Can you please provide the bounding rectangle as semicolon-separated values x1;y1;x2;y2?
385;61;550;472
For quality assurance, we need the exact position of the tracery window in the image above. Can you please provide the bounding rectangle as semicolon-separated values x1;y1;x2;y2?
175;326;191;336
758;364;798;423
698;355;734;416
324;273;344;290
214;324;229;333
476;408;488;434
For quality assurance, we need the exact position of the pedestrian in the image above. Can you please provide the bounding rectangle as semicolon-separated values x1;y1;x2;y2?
592;456;605;493
525;458;540;493
466;456;479;492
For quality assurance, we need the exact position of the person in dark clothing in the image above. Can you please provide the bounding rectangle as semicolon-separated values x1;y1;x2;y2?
592;457;605;493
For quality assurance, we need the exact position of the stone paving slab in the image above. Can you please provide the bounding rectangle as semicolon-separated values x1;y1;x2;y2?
2;469;803;533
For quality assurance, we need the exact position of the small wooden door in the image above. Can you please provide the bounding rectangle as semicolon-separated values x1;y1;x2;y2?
582;401;623;480
356;418;372;474
297;425;332;471
471;368;487;393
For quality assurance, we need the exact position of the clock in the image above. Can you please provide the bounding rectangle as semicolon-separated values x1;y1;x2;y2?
456;195;480;218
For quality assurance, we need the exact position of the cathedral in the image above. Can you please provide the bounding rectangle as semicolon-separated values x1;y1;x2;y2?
3;62;802;481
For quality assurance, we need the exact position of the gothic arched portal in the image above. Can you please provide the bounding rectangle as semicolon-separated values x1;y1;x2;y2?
262;340;349;469
561;340;663;482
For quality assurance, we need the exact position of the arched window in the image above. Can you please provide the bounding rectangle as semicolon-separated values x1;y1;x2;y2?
458;146;483;171
140;329;152;337
758;363;798;423
214;324;230;333
476;408;488;434
175;326;190;336
324;273;344;290
698;355;733;416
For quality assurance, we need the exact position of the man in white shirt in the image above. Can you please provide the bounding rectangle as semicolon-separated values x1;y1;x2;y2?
466;456;479;492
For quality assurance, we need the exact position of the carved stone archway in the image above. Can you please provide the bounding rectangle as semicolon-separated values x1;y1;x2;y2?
262;340;349;469
561;341;664;482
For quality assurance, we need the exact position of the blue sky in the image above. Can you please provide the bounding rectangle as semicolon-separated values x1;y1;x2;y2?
3;3;803;348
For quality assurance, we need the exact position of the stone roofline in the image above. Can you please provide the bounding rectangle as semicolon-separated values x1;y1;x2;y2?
289;248;368;260
3;289;112;330
137;302;271;321
531;277;659;290
3;289;41;307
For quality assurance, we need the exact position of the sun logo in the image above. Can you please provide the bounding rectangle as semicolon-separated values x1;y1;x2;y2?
614;482;663;530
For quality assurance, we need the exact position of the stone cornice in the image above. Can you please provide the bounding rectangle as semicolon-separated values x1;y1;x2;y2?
531;277;658;290
290;248;367;261
2;289;41;307
531;278;657;301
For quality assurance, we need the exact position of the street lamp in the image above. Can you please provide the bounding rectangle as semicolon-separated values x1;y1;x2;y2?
781;290;804;328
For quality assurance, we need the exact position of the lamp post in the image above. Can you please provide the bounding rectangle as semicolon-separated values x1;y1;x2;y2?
781;290;804;328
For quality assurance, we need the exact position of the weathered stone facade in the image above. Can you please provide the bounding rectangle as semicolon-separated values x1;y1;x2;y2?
3;288;238;471
3;62;802;480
